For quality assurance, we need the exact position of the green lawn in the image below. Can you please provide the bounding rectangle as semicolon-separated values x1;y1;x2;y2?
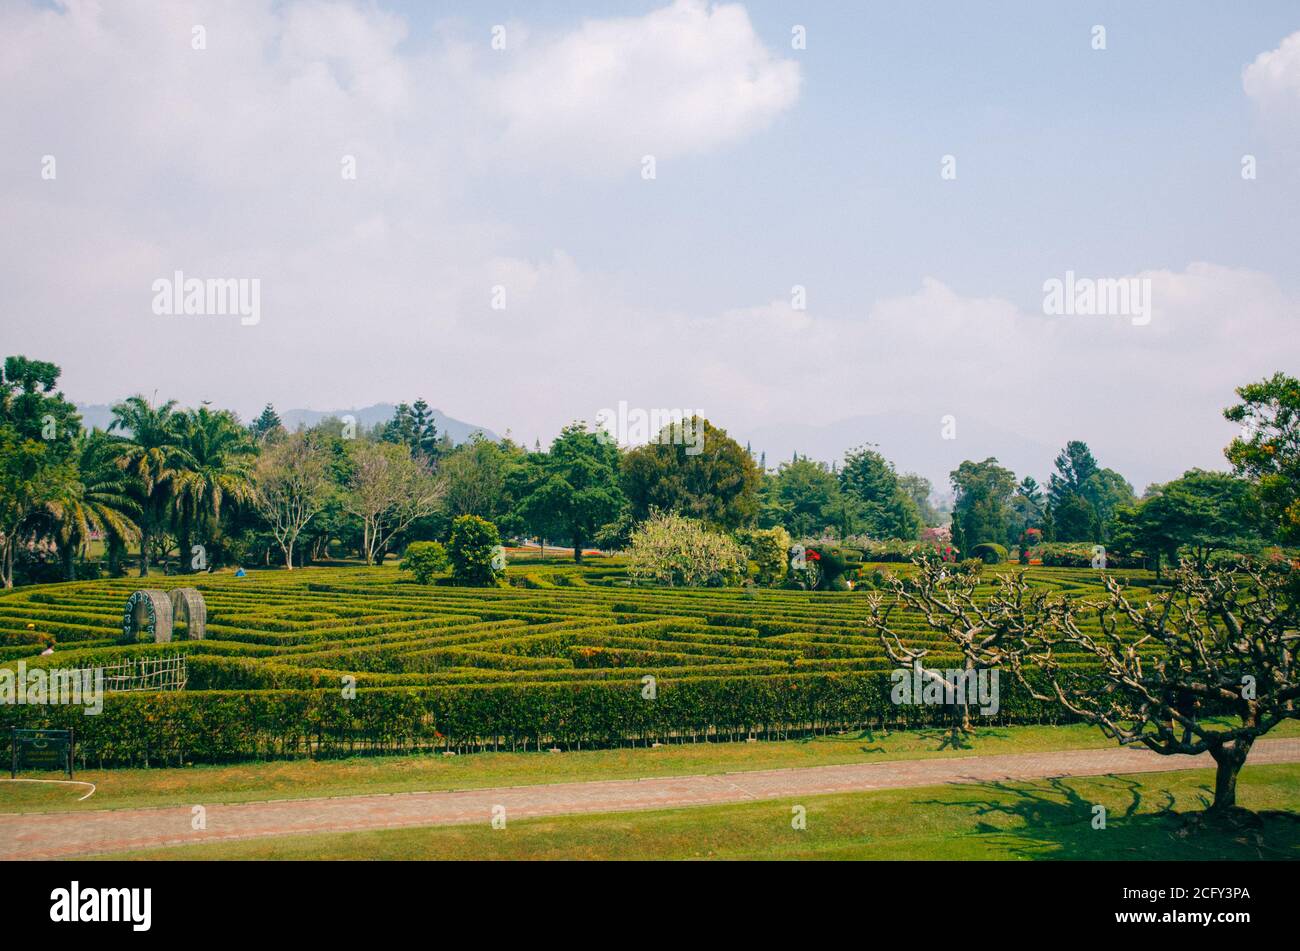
87;763;1300;861
5;719;1297;815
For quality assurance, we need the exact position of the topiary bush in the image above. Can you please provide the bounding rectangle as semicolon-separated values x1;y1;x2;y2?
400;541;449;584
448;515;505;587
970;542;1008;564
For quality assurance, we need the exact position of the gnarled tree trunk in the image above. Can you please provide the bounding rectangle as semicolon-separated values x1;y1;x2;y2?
1209;738;1253;812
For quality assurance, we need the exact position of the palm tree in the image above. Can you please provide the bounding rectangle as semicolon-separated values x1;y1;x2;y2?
173;405;255;570
109;396;194;576
40;433;141;580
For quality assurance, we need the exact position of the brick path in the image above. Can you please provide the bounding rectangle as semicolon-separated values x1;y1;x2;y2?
3;739;1298;859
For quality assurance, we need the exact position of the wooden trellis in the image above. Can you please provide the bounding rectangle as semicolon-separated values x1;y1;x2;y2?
99;654;188;693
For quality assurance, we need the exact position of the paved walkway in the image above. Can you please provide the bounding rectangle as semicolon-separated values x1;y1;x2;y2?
4;739;1298;859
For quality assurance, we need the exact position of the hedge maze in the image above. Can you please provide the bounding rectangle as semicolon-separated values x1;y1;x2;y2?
0;562;1145;766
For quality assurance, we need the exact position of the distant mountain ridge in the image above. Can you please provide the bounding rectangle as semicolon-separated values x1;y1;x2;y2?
278;405;498;443
74;402;499;445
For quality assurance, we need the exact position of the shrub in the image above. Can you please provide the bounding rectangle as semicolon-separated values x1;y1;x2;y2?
1035;543;1146;569
627;513;745;587
970;542;1007;564
735;526;792;586
860;540;931;563
399;541;449;584
448;515;505;586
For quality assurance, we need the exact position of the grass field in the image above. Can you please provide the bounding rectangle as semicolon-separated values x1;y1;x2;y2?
5;718;1297;814
2;720;1251;814
85;763;1300;861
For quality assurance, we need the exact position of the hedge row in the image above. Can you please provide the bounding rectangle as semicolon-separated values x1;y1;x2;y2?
0;670;1076;767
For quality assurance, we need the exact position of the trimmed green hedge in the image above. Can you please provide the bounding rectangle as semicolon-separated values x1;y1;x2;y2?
0;670;1072;767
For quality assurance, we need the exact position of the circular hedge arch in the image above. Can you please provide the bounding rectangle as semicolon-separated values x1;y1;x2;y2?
121;589;174;644
168;587;207;641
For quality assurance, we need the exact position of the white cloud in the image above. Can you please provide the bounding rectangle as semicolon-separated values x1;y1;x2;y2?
1244;31;1300;102
489;0;800;173
1243;30;1300;129
0;0;1292;490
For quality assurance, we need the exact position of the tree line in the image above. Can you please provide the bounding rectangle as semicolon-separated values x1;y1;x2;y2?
0;353;1295;586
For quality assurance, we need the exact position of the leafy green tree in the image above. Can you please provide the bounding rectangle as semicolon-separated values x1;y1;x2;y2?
950;458;1017;547
174;406;256;570
40;433;140;580
250;404;284;445
440;435;526;526
1111;470;1262;576
513;424;624;562
382;399;446;463
400;540;449;584
1012;476;1043;531
1224;372;1300;542
949;514;966;557
0;356;80;451
1086;468;1136;538
1047;441;1101;542
447;514;504;586
1052;491;1098;543
1047;441;1099;508
838;446;921;540
620;417;760;531
0;426;76;587
0;357;102;584
735;525;792;585
898;472;941;527
108;396;195;576
760;456;841;539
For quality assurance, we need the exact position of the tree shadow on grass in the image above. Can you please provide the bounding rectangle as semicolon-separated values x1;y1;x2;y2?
915;775;1300;860
845;725;1015;756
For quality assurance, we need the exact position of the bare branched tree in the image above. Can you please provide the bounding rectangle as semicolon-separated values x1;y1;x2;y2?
252;431;333;569
868;556;1300;813
1009;562;1299;814
342;441;445;566
865;558;1051;732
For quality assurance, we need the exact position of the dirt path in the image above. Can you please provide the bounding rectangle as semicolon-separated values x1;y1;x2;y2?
4;739;1298;859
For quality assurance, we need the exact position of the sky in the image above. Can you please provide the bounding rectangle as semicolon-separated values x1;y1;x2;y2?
1;0;1298;491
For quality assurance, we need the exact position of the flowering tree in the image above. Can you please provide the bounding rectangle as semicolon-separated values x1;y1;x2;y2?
626;512;745;587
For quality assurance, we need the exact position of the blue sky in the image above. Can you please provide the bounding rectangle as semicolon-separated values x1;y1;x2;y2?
389;0;1300;312
2;1;1297;490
